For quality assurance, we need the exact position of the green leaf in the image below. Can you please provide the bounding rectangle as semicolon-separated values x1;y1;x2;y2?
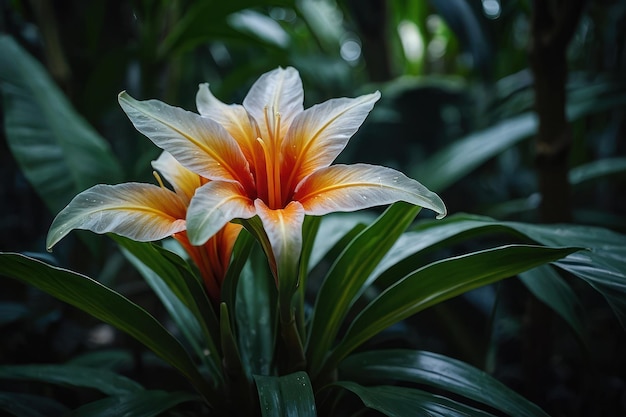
120;246;212;369
415;79;626;194
340;350;549;417
371;214;626;329
555;252;626;327
519;265;588;345
335;382;496;417
306;202;421;375
254;372;316;417
414;113;537;192
569;157;626;185
236;247;277;377
221;229;256;312
66;349;134;370
69;390;199;417
0;364;142;396
0;36;122;214
328;245;580;369
0;253;215;403
308;212;372;271
111;236;222;382
0;391;69;417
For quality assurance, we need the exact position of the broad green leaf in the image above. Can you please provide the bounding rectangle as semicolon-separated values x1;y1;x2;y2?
0;36;122;214
306;202;421;375
0;253;215;403
519;265;588;345
328;245;580;370
0;391;68;417
335;382;496;417
111;236;222;382
569;157;626;185
0;364;142;396
254;372;316;417
340;350;549;417
70;390;199;417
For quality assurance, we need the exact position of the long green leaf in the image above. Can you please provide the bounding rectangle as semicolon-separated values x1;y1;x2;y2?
414;113;537;192
0;36;122;214
569;157;626;185
306;202;421;375
0;364;142;396
340;350;549;417
254;372;316;417
335;382;496;417
0;253;215;403
111;236;222;382
328;245;580;370
120;247;210;369
371;214;626;329
236;247;277;378
0;391;69;417
69;390;199;417
415;79;626;194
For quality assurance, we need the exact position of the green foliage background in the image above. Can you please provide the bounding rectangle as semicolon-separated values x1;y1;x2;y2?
1;0;625;416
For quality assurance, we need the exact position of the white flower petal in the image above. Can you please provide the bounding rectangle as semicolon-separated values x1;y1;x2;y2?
186;181;256;245
294;164;447;219
195;83;259;165
47;183;187;250
243;67;304;140
281;92;380;189
151;151;203;204
118;92;254;191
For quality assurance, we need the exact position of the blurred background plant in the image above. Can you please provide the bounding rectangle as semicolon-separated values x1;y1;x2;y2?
1;0;625;416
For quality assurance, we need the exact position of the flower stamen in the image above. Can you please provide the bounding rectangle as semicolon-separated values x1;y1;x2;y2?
153;171;166;189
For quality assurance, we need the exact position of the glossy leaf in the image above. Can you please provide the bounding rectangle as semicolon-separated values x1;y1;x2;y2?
111;236;223;382
236;247;277;377
0;253;215;402
0;36;122;214
340;350;549;417
119;245;210;368
70;390;199;417
519;265;588;345
0;391;68;417
555;252;626;327
372;214;626;329
335;382;496;417
0;364;142;396
328;245;580;369
254;372;316;417
306;202;421;375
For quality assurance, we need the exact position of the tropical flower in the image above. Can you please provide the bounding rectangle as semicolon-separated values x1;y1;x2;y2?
116;67;446;282
46;151;241;302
